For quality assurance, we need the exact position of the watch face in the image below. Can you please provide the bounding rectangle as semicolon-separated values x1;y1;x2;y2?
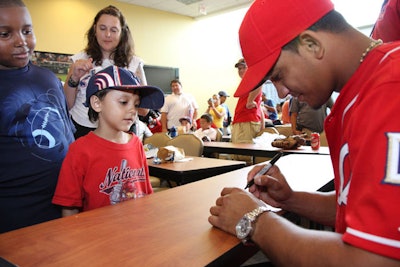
236;217;252;240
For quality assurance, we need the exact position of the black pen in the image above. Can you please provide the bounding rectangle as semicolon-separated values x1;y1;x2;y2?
244;152;283;189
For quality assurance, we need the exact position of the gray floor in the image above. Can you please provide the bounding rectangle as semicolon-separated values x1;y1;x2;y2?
240;250;272;266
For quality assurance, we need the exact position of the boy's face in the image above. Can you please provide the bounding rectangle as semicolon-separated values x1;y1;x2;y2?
92;90;140;133
200;118;211;130
0;6;36;69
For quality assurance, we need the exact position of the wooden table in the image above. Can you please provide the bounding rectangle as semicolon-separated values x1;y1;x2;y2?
0;154;334;267
203;141;330;159
147;156;246;185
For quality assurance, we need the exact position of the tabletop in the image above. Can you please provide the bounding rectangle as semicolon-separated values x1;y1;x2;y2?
0;154;334;267
147;156;246;185
203;141;330;158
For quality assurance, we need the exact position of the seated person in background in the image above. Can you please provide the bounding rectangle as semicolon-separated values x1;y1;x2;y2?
205;94;225;132
130;117;153;143
138;108;162;133
280;97;292;125
194;114;217;142
290;96;333;135
261;92;280;125
179;116;193;133
370;0;400;42
52;66;164;216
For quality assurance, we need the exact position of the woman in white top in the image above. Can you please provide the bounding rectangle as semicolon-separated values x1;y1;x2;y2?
64;5;147;139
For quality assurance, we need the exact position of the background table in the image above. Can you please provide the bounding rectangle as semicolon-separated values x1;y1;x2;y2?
203;141;330;159
0;154;334;267
148;156;246;185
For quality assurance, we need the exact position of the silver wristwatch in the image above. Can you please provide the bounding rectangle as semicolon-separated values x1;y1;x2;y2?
235;206;269;243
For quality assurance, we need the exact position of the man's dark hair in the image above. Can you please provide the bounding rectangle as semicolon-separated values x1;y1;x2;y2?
261;10;351;84
283;10;350;53
170;79;181;86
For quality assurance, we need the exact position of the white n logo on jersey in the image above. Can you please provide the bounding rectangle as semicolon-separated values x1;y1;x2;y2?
338;144;351;205
384;133;400;184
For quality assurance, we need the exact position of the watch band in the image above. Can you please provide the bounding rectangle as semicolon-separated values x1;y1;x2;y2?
245;206;269;222
67;76;79;87
236;206;270;244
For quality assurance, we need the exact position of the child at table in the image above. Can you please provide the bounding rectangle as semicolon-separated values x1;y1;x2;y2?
52;66;164;216
194;114;217;141
0;0;75;233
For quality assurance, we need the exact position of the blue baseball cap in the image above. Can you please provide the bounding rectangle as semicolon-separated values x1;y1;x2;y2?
85;65;164;109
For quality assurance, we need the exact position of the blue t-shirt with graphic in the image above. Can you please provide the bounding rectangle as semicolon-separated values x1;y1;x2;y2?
0;63;75;233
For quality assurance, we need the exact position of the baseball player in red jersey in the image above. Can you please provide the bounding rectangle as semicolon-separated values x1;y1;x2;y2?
209;0;400;266
371;0;400;42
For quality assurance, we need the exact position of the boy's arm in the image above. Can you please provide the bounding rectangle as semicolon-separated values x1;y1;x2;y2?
62;207;79;217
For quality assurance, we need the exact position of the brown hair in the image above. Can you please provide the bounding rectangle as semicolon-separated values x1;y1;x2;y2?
170;79;182;87
0;0;25;7
85;5;134;68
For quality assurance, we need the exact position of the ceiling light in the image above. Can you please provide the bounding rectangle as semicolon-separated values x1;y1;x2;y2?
176;0;202;5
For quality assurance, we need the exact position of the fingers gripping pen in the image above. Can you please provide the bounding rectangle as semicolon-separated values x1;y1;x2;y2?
244;152;283;189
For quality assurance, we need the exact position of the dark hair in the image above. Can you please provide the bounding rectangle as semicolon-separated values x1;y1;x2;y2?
88;89;110;122
200;113;213;123
88;89;141;122
170;79;181;87
260;10;351;84
0;0;25;7
282;10;350;53
85;5;134;68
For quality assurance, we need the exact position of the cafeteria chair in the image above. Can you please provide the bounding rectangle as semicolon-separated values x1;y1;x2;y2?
144;133;172;191
215;128;223;141
143;132;171;148
256;127;279;136
274;124;292;137
167;134;204;157
211;129;229;159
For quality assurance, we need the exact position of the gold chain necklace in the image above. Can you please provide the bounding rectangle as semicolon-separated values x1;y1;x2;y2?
360;39;383;63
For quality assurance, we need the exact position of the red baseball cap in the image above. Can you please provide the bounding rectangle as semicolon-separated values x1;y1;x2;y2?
234;0;334;97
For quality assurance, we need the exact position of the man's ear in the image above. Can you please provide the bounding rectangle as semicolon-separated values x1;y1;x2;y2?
298;31;324;59
90;95;102;112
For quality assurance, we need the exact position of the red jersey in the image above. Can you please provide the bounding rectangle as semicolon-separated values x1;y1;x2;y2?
232;91;263;124
53;132;153;212
325;42;400;260
371;0;400;42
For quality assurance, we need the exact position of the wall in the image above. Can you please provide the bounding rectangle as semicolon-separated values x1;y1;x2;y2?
24;0;248;116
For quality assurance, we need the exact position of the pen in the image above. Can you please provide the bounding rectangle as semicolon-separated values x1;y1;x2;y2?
244;151;283;189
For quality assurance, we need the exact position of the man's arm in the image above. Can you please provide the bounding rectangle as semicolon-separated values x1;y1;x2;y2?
246;86;262;109
160;112;168;132
290;112;301;135
192;108;198;129
209;188;398;267
252;210;399;267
